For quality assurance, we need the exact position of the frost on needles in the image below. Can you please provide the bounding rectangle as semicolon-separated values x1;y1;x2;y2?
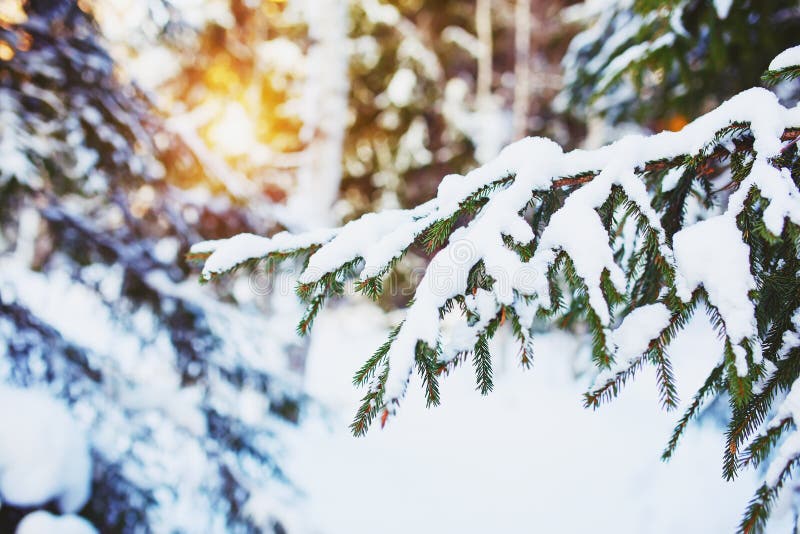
194;51;800;533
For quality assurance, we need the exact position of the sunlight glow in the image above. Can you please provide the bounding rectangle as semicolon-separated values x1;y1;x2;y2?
0;40;13;61
0;0;25;24
207;102;257;157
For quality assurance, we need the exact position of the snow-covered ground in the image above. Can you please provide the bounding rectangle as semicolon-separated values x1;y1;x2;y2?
290;299;793;533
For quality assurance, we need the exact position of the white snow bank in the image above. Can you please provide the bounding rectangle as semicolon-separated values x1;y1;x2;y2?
16;511;97;534
0;387;91;512
292;301;792;534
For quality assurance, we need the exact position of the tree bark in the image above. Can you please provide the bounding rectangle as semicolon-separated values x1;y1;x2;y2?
513;0;532;140
476;0;493;104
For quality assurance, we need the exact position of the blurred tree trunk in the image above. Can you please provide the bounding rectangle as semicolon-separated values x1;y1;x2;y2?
513;0;531;139
288;0;350;230
476;0;493;103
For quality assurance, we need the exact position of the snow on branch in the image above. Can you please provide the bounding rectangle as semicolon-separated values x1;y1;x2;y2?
764;45;800;86
195;86;800;433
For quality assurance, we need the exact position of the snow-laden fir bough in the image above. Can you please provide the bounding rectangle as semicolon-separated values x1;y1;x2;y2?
195;50;800;533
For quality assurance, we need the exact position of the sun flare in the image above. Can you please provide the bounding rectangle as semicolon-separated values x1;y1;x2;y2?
206;101;257;157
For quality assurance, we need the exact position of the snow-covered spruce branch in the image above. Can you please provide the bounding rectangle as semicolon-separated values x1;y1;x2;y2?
196;70;800;532
763;45;800;87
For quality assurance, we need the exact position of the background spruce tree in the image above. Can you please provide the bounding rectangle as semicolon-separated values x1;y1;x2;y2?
559;0;800;126
0;1;305;531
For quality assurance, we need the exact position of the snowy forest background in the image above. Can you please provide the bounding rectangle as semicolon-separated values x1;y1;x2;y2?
2;0;800;532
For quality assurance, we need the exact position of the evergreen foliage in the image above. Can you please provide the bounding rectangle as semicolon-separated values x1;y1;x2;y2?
198;43;800;534
560;0;800;125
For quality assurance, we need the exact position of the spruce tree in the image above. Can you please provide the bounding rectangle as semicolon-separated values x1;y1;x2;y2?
0;1;303;531
196;25;800;534
560;0;800;125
